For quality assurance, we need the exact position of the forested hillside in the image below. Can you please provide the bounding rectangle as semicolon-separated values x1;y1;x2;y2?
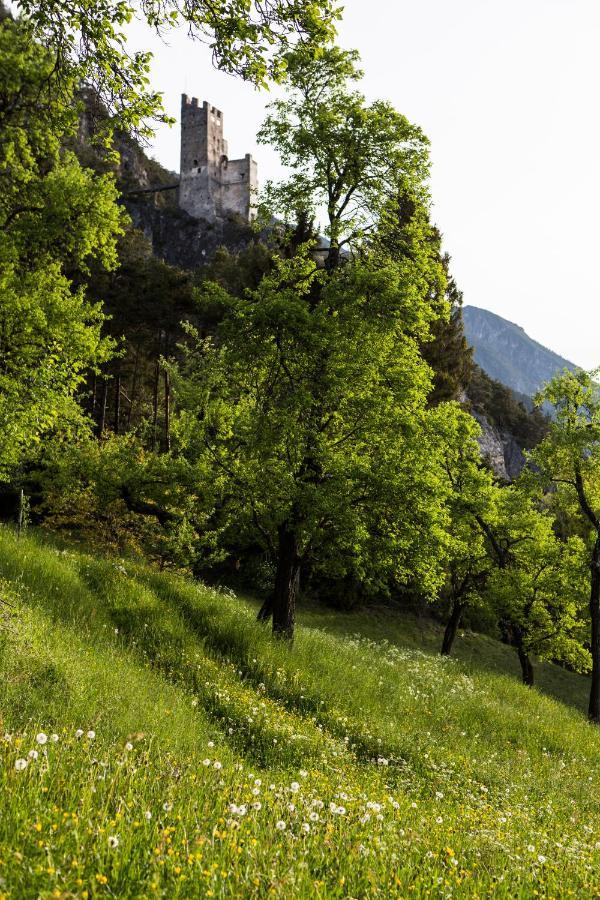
1;0;599;895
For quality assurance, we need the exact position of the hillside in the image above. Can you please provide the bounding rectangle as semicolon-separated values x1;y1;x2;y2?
0;528;598;897
463;306;577;398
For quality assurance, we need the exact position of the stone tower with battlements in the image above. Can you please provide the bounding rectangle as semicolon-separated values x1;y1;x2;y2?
179;96;258;223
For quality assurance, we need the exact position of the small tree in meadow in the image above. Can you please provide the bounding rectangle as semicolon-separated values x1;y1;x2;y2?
528;369;600;721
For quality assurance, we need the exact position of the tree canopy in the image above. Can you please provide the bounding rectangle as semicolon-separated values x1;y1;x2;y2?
0;14;123;480
15;0;340;135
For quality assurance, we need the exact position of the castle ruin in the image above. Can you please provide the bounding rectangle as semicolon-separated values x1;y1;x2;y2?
179;96;258;223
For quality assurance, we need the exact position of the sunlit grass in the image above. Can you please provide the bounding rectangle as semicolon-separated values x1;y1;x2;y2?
0;528;598;897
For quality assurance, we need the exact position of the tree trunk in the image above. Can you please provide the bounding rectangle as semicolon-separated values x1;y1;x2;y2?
271;523;300;640
114;370;121;435
98;378;108;436
163;369;171;453
257;594;274;623
127;349;139;430
517;644;534;686
441;600;465;656
152;358;160;451
588;536;600;722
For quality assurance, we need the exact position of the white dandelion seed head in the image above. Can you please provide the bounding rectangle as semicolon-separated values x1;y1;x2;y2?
207;741;214;748
275;820;286;831
163;802;173;812
202;759;211;767
290;782;300;793
87;730;95;740
527;845;536;853
50;734;59;743
301;822;310;833
15;758;28;771
144;811;152;821
537;855;547;864
309;811;319;822
108;835;119;849
35;733;48;745
75;729;84;738
124;742;134;751
252;802;261;811
213;761;222;770
28;750;39;760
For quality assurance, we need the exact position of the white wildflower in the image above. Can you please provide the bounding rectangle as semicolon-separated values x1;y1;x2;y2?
275;820;286;831
108;835;119;849
35;733;48;745
28;750;39;760
87;730;95;740
15;758;28;771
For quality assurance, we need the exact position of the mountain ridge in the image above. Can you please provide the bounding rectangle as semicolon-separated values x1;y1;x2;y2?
463;305;578;399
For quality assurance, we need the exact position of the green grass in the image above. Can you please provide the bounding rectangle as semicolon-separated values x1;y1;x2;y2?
0;528;598;898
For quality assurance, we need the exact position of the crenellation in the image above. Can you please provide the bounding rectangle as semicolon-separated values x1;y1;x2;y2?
178;95;257;223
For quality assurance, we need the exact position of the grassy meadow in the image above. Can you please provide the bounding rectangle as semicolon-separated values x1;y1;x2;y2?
0;527;598;898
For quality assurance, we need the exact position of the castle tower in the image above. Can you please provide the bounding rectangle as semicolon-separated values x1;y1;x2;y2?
179;95;257;223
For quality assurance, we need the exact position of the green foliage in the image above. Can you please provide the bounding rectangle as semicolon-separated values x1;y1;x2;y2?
173;247;459;605
258;46;431;261
485;493;590;672
0;15;124;480
16;0;340;135
528;368;600;720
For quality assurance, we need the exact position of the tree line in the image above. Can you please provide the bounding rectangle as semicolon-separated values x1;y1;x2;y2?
1;2;599;722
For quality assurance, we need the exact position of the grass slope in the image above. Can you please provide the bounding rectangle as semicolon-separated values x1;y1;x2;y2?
0;528;598;898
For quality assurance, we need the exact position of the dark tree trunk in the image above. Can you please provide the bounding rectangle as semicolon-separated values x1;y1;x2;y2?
510;624;534;686
163;369;171;453
98;378;108;436
271;523;300;640
588;536;600;722
326;243;340;272
127;348;139;430
257;594;274;623
517;644;534;686
114;370;121;435
152;358;160;451
441;600;465;656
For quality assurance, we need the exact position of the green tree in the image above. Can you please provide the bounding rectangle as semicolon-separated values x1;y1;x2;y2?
172;245;458;638
0;14;123;479
433;411;497;655
485;528;589;678
258;47;431;269
15;0;339;135
527;369;600;721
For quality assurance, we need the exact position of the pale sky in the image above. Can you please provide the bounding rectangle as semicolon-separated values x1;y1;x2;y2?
126;0;600;368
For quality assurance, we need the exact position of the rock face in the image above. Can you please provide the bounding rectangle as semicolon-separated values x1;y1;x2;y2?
124;198;255;270
463;306;577;398
471;410;525;481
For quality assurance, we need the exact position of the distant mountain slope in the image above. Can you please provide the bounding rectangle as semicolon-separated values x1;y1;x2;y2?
463;306;578;398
